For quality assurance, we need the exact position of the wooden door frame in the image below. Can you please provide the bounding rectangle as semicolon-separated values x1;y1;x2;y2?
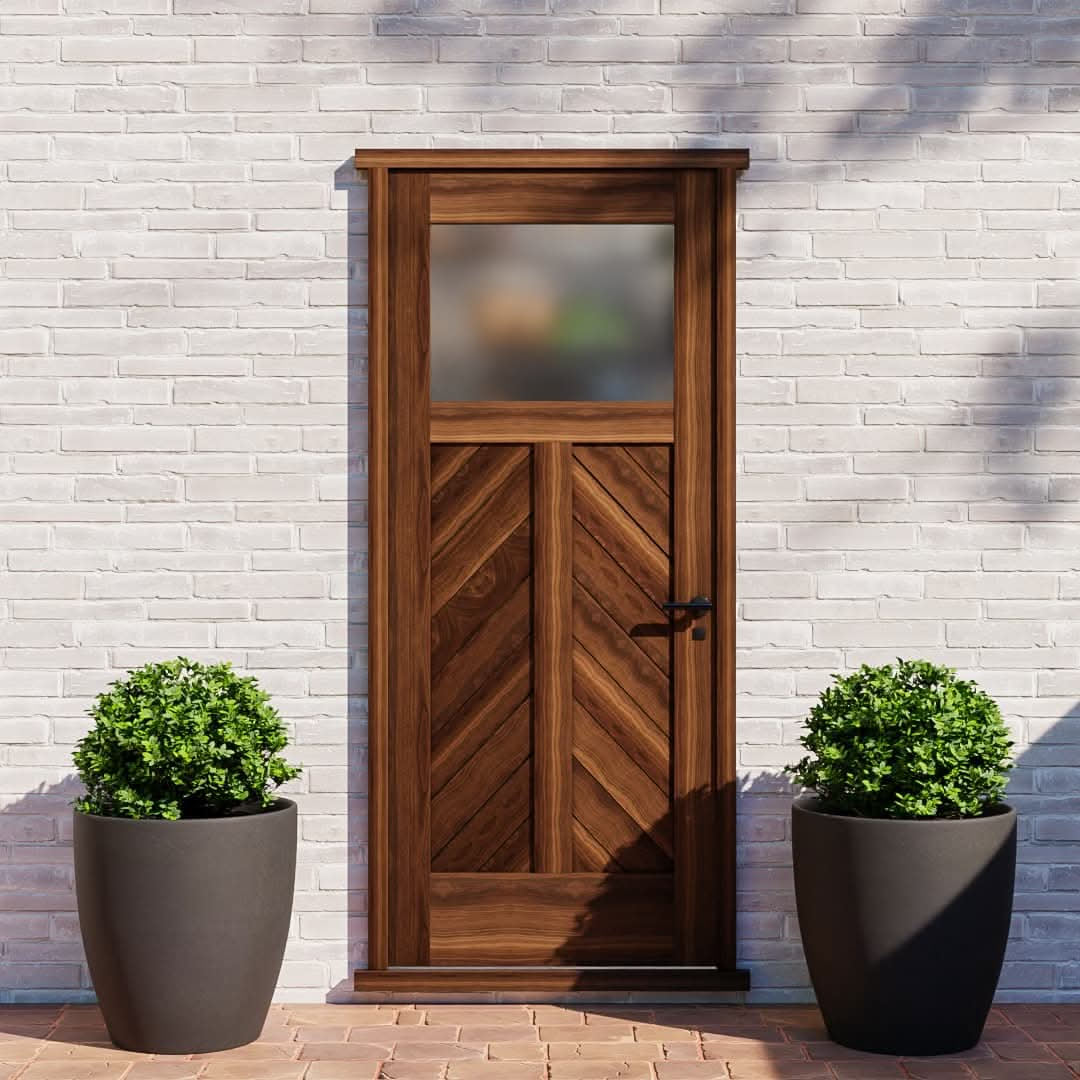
355;149;749;993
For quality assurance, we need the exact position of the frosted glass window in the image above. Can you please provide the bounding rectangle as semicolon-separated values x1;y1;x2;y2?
430;224;674;401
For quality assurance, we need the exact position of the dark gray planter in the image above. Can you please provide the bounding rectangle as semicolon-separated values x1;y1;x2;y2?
73;799;296;1054
792;796;1016;1056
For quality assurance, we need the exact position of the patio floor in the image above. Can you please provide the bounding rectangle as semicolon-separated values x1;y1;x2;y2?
1;1003;1079;1079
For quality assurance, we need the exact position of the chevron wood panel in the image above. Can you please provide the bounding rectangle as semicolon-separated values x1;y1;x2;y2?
430;444;533;874
571;444;673;874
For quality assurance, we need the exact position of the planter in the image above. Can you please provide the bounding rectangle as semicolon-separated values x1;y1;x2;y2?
792;796;1016;1056
74;798;296;1054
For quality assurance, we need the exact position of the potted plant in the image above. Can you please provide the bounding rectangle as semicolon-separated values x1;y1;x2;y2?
788;659;1015;1056
72;657;301;1054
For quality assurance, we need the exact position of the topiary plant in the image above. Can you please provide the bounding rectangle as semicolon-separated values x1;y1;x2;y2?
74;657;300;820
787;659;1013;819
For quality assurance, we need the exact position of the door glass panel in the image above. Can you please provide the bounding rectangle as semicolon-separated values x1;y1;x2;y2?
430;223;674;401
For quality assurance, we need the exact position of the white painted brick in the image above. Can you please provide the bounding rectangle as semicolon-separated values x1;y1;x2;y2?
186;86;314;112
0;0;1077;1010
61;37;190;63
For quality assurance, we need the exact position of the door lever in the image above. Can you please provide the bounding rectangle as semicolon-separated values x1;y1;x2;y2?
662;596;713;614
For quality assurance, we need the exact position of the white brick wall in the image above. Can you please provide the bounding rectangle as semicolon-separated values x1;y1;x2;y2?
1;0;1078;1004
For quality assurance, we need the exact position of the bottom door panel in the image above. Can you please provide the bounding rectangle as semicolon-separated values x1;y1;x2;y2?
430;873;674;965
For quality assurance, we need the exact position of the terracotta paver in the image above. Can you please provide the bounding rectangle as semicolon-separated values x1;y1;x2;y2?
198;1064;305;1080
304;1063;382;1080
549;1065;652;1079
0;1003;1079;1079
299;1040;394;1059
124;1065;203;1080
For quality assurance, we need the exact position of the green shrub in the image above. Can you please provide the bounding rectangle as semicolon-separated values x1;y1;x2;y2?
787;659;1013;819
74;657;300;820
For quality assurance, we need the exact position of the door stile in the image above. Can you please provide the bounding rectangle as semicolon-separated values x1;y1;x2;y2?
388;170;432;965
672;169;718;964
533;442;574;874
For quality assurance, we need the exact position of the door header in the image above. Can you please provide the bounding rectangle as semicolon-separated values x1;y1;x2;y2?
354;148;750;172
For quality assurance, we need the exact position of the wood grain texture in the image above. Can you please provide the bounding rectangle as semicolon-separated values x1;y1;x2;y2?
573;702;673;857
366;166;390;971
533;443;573;874
355;149;750;171
431;402;673;443
573;580;668;728
432;730;532;872
430;444;478;497
354;968;750;992
429;443;533;875
430;170;674;223
430;518;531;676
572;650;669;793
428;873;674;965
572;758;671;873
573;457;668;601
432;641;531;791
574;446;670;556
430;456;531;614
673;167;717;965
570;443;674;875
387;168;431;966
626;445;672;496
572;519;670;673
431;444;529;555
432;578;531;728
717;167;739;970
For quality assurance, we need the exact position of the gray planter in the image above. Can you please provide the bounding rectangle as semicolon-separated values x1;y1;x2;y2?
73;799;296;1054
792;795;1016;1056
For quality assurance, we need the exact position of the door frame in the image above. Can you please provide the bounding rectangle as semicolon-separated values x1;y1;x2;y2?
354;149;749;993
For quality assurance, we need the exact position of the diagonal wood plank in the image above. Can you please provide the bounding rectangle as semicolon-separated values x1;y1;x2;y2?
432;639;530;794
433;753;532;872
573;459;668;603
431;444;479;498
481;818;531;873
572;817;611;873
431;458;531;614
572;758;672;873
432;578;530;731
573;646;670;790
573;701;674;858
573;520;670;673
431;520;531;677
432;444;530;556
625;445;671;497
574;445;670;556
432;699;531;860
573;578;669;729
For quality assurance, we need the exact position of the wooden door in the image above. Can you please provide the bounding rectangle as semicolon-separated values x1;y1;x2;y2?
357;150;747;993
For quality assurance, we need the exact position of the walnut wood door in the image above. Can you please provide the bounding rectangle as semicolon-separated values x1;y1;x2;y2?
358;150;746;992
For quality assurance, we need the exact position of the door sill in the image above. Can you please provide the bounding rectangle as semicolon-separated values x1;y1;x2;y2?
353;967;750;992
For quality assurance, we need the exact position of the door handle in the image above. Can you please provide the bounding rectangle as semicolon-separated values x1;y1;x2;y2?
662;596;713;614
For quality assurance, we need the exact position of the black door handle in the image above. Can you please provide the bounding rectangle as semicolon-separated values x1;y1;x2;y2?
662;596;713;613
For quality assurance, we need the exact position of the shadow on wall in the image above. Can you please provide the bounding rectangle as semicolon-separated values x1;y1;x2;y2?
324;158;370;1001
0;778;92;1004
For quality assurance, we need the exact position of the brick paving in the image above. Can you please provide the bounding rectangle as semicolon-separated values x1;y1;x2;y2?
1;1004;1080;1080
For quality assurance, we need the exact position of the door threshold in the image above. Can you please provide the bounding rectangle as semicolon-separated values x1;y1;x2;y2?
353;967;750;993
